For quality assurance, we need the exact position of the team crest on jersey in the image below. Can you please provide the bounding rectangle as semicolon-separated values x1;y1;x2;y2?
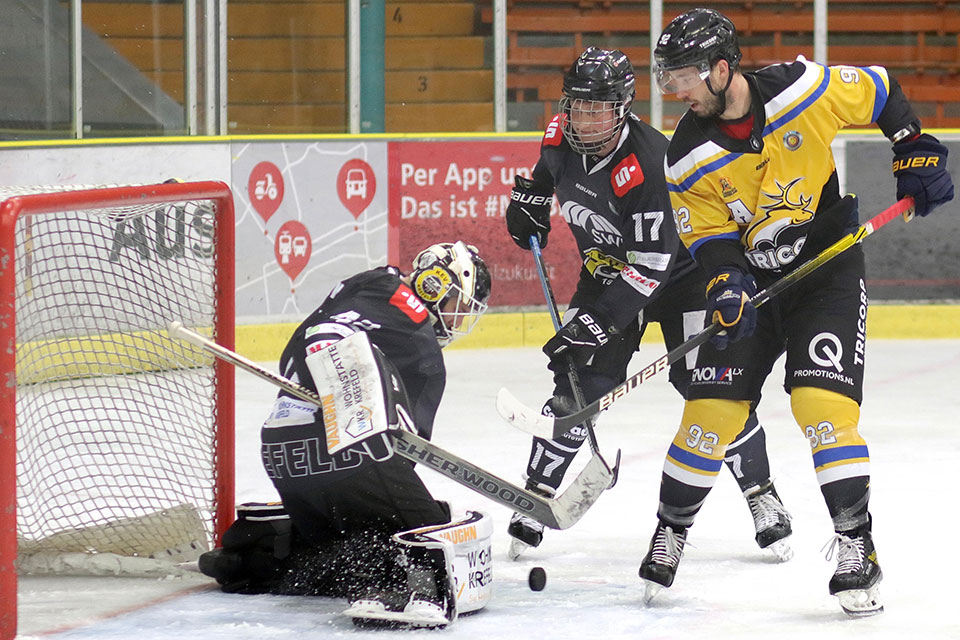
611;153;645;197
583;248;626;282
543;114;564;147
783;130;803;151
720;177;738;198
561;200;623;246
745;178;816;269
759;177;814;223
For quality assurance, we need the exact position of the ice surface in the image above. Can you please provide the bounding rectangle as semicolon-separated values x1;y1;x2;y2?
19;340;960;639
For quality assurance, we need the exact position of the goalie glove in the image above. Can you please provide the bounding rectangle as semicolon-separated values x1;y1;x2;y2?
543;305;618;369
892;132;955;217
506;175;553;249
705;267;757;351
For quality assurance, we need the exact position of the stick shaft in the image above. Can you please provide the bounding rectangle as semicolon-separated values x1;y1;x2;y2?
530;237;613;468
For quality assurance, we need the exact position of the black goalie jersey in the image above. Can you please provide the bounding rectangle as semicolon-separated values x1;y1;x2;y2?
261;266;445;482
532;112;698;330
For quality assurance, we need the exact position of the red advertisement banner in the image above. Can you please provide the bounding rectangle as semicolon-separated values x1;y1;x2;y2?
387;140;579;309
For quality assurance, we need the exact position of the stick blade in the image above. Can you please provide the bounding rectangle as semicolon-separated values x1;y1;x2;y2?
495;387;555;439
550;451;616;529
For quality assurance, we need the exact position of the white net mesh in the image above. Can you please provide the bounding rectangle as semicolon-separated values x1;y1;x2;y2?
6;184;228;569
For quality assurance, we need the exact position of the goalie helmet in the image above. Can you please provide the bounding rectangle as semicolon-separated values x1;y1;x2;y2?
653;8;742;94
410;241;491;347
559;47;636;155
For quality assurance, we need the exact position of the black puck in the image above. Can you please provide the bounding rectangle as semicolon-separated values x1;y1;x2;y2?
528;566;547;591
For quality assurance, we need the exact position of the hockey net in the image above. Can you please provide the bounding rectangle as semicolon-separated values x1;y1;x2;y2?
0;182;235;638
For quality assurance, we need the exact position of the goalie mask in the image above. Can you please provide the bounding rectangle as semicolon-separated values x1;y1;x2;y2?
559;47;636;156
653;8;742;95
410;241;491;347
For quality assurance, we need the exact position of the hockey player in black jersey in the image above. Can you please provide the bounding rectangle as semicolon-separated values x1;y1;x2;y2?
504;47;792;563
640;8;954;616
198;241;494;629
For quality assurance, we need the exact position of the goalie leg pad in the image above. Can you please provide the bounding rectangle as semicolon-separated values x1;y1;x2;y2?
343;531;457;629
408;510;493;614
342;510;494;628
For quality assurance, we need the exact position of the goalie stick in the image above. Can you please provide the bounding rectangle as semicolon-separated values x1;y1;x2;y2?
499;197;916;441
530;235;621;486
167;321;613;530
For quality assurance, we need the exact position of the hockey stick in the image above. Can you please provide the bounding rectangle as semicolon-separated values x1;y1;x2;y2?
499;197;916;440
530;236;621;486
166;321;612;530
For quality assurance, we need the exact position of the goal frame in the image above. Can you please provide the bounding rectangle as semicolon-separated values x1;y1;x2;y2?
0;181;236;640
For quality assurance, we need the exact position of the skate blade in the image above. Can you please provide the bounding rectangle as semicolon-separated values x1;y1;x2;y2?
344;604;449;629
641;580;663;605
766;539;794;562
508;537;530;561
836;585;884;617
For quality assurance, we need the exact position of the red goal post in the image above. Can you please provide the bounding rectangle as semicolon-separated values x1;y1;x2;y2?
0;181;236;639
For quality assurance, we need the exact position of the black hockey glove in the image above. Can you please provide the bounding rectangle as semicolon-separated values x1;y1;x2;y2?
892;133;955;217
506;175;552;249
705;267;757;351
543;305;618;369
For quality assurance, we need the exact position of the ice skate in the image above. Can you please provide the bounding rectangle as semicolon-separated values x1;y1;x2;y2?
823;527;883;617
507;511;545;560
638;521;687;604
507;481;554;560
745;481;793;562
344;593;452;629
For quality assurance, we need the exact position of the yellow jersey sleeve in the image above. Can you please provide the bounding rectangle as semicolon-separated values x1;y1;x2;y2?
821;63;892;129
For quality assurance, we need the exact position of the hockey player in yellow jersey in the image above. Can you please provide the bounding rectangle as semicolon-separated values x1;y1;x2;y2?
638;7;954;617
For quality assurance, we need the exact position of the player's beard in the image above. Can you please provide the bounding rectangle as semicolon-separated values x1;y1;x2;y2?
692;90;727;120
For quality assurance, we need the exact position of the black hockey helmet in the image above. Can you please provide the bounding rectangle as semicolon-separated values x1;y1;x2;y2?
410;241;491;346
653;8;742;94
559;47;636;155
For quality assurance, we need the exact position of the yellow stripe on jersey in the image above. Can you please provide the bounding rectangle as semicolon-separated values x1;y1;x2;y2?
665;56;894;272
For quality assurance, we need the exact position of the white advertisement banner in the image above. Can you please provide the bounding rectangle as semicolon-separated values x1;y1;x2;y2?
230;140;388;318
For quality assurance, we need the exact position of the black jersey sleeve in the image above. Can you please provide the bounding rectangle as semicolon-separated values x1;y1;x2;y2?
875;75;922;141
531;157;556;190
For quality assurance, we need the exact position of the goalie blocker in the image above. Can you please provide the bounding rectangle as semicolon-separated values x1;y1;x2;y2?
199;503;493;629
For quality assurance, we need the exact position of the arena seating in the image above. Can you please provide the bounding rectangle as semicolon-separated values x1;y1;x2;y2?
482;1;960;130
81;0;494;133
78;1;960;133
